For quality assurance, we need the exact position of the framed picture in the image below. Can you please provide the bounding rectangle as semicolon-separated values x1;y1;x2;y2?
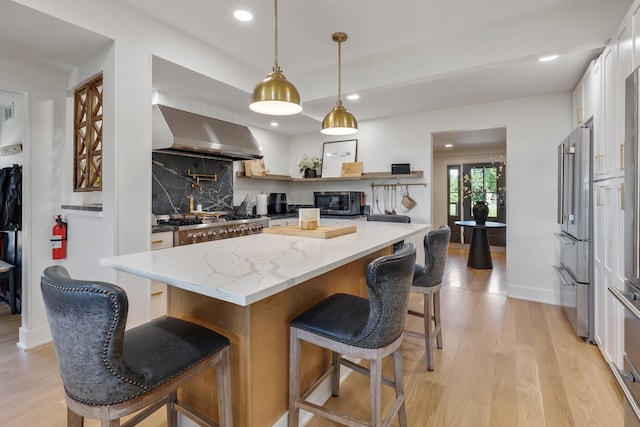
321;139;358;178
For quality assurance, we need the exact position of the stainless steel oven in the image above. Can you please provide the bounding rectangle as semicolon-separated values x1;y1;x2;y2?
154;216;269;246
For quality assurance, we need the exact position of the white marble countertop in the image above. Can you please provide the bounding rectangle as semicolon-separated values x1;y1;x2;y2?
100;219;431;306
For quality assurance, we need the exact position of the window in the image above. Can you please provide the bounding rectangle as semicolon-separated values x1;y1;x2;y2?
463;164;503;217
74;74;103;191
447;166;459;217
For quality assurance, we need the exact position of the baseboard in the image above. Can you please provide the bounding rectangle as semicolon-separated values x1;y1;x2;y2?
18;324;52;350
507;283;560;305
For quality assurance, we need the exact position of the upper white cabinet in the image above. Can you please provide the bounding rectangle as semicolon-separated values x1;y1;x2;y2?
616;20;632;176
595;45;617;179
573;61;595;126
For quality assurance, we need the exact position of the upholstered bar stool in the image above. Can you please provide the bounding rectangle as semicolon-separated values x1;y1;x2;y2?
289;243;416;427
367;214;411;252
41;266;233;427
405;225;451;371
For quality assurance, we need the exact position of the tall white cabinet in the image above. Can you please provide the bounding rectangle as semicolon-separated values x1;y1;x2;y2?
585;2;638;367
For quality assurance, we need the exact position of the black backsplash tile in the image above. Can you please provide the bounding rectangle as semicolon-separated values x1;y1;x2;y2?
152;152;233;215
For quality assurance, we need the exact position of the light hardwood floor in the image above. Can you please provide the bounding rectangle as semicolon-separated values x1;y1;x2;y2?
0;249;623;426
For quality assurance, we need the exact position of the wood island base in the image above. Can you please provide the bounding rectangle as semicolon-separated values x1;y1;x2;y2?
168;247;391;426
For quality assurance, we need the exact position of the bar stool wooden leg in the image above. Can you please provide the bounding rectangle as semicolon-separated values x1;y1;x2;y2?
434;289;442;349
424;292;434;371
393;349;407;427
370;357;382;425
288;329;302;427
167;391;178;427
331;351;340;397
217;347;233;427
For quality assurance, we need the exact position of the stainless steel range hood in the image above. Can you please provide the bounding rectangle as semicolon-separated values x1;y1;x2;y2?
152;104;263;160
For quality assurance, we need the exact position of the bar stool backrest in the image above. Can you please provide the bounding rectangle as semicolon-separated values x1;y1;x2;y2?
41;266;146;405
358;243;416;348
421;225;451;288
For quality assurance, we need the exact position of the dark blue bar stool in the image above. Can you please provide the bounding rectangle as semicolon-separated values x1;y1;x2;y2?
288;243;416;427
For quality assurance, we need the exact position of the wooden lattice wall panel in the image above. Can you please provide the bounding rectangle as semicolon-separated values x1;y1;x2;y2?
74;75;103;191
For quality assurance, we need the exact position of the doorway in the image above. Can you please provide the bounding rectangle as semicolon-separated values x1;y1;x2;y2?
432;126;507;250
0;90;24;326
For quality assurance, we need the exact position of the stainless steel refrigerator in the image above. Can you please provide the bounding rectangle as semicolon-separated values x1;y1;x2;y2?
610;66;640;427
555;125;593;341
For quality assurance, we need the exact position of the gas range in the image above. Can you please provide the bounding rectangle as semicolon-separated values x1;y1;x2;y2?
174;216;269;246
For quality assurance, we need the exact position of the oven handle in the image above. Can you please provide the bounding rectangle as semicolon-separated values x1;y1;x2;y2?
609;361;640;421
554;233;576;245
609;286;640;321
553;265;571;286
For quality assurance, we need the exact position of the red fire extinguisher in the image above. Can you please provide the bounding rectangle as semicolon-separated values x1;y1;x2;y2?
51;215;67;260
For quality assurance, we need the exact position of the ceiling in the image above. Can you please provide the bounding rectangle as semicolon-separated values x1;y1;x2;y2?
0;0;634;148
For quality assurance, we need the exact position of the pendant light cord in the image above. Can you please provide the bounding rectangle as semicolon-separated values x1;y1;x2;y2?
273;0;280;73
337;39;342;106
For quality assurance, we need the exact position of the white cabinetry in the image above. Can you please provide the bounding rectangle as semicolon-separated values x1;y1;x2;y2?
573;61;595;126
150;231;172;318
595;46;618;179
593;178;624;365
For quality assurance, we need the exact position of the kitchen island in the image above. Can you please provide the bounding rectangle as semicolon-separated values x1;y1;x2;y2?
101;219;430;426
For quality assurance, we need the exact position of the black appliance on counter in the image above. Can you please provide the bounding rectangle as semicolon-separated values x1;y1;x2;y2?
268;193;287;215
314;191;364;216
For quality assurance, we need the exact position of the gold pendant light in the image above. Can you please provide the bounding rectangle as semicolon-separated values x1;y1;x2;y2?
250;0;302;116
321;32;358;135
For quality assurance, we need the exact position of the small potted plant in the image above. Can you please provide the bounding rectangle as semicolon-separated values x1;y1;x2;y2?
297;154;322;178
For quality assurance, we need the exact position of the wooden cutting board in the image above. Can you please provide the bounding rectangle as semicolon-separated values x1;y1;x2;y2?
262;224;356;239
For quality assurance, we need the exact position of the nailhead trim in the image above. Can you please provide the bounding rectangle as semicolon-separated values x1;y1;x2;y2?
42;278;229;406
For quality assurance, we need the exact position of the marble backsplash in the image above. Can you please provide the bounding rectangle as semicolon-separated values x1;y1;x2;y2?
152;152;233;215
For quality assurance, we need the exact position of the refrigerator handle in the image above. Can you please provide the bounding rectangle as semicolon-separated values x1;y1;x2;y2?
557;144;564;224
553;265;571;286
610;361;640;421
609;286;640;322
553;233;576;245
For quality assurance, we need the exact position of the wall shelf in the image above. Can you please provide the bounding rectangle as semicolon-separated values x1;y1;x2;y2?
235;171;424;182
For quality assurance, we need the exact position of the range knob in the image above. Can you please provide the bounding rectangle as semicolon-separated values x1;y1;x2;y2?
187;233;197;243
197;232;206;241
207;230;217;239
220;229;228;236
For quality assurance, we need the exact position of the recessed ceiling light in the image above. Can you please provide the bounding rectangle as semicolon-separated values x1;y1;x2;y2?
346;94;360;100
539;54;559;62
234;9;253;22
270;122;278;127
445;144;453;148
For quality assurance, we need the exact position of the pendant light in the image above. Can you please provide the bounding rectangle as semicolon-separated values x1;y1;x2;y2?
321;32;358;135
249;0;302;116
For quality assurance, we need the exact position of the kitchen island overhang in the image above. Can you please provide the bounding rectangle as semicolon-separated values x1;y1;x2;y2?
101;219;431;306
100;219;431;426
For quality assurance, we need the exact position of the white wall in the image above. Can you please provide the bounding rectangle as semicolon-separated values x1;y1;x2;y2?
0;91;25;167
291;92;572;305
0;56;68;347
